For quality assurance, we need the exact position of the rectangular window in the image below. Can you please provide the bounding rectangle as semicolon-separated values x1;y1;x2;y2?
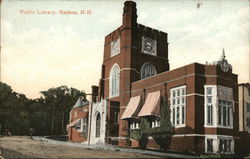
227;107;231;126
205;86;214;126
223;106;227;126
207;105;213;125
114;112;119;124
205;85;233;128
218;100;232;127
207;87;212;95
181;106;185;124
207;139;213;153
207;97;212;104
247;103;250;112
219;105;222;125
177;89;180;96
176;107;180;125
173;108;175;125
219;139;233;153
182;88;185;95
247;118;250;127
170;85;186;127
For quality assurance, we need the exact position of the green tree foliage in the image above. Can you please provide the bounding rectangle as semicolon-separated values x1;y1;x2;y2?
138;118;150;149
0;82;86;136
151;98;174;151
129;98;174;151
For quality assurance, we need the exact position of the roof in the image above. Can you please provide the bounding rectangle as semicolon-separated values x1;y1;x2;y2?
121;95;141;120
73;96;89;108
67;118;81;128
138;91;161;117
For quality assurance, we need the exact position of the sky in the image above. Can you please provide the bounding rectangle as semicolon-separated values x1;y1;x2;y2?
1;0;249;99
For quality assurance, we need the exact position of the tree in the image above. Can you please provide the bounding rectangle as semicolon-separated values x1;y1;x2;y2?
129;98;174;151
40;86;86;135
0;82;86;136
151;98;174;151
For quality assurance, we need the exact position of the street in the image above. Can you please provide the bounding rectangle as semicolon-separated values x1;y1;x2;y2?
0;136;158;158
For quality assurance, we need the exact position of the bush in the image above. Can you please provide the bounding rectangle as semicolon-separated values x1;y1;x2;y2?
151;98;174;151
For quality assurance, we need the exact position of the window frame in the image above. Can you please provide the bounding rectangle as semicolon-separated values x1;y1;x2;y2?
218;100;233;128
204;85;216;127
109;64;120;98
205;135;234;154
204;85;233;129
170;85;186;128
141;62;157;80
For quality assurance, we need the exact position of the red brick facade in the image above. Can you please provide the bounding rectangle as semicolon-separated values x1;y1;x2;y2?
129;63;239;153
69;0;243;154
68;105;89;142
95;1;240;153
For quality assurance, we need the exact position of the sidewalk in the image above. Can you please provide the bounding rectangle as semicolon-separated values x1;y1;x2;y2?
32;136;199;158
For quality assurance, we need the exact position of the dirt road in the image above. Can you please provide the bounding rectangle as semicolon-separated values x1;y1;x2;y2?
0;136;158;158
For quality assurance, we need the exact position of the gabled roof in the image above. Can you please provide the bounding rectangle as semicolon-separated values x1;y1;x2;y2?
73;96;89;108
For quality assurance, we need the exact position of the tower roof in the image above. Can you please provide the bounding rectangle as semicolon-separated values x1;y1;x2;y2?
73;96;89;108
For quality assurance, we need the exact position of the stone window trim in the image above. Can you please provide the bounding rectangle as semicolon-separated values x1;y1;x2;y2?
204;85;216;127
170;85;186;128
109;63;120;98
204;85;234;129
141;62;157;80
96;113;101;138
205;135;234;154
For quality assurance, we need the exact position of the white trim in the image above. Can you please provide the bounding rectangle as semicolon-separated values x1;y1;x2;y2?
120;67;140;74
109;63;120;98
170;85;186;128
132;72;236;91
172;134;236;138
167;93;204;100
204;85;234;129
204;85;217;127
108;137;127;140
186;93;204;97
205;135;234;154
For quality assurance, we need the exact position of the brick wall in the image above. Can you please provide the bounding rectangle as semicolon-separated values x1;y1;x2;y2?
68;105;89;142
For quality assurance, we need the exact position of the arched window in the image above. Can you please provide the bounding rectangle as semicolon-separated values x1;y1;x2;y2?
141;62;157;79
96;113;101;138
109;64;120;97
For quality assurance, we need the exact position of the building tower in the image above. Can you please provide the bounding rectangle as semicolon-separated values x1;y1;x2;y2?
98;1;170;146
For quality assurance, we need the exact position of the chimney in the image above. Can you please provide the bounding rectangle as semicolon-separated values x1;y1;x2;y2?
122;1;137;27
91;85;99;103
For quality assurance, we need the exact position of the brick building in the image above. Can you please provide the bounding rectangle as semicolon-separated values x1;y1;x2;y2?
69;1;243;154
238;83;250;154
238;83;250;132
68;97;89;142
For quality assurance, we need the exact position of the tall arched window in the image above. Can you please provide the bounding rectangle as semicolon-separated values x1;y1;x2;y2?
109;64;120;97
141;62;157;79
96;113;101;138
